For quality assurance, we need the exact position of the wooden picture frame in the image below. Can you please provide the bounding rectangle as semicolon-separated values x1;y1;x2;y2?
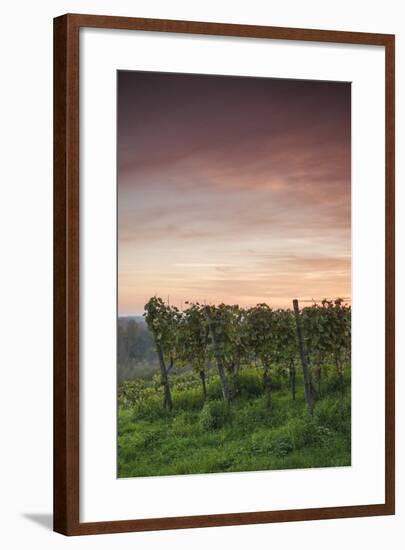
53;13;395;536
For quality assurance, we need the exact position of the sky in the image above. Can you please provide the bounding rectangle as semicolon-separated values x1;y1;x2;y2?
117;71;351;315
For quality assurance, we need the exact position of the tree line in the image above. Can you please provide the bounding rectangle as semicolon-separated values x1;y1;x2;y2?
117;317;156;364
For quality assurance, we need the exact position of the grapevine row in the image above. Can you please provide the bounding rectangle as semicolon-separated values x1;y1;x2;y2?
143;296;351;414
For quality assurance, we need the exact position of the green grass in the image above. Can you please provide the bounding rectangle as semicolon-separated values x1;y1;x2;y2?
117;368;351;478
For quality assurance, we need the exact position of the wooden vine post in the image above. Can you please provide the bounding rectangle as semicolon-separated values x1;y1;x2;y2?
205;310;231;403
292;299;314;415
155;341;173;410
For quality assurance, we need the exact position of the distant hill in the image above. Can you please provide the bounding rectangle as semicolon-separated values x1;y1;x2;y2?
117;317;158;383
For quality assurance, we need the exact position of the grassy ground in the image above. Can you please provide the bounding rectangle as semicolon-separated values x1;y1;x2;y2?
117;369;351;478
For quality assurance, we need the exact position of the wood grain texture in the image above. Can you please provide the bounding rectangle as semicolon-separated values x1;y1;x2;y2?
53;14;80;535
384;35;395;516
53;13;395;536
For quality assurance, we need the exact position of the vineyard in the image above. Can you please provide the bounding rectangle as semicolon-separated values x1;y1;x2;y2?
118;297;351;477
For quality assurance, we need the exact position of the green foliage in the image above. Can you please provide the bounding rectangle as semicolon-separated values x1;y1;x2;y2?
235;369;264;398
250;416;333;458
173;386;204;411
117;365;351;477
323;371;351;395
117;296;351;478
314;395;351;435
118;379;157;409
202;303;248;367
144;296;182;365
301;298;351;377
198;400;231;431
141;296;351;405
207;378;224;400
245;303;276;369
271;435;295;457
171;411;197;436
178;302;209;376
131;396;170;421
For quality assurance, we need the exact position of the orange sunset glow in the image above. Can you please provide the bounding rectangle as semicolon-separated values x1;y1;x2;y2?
117;71;351;315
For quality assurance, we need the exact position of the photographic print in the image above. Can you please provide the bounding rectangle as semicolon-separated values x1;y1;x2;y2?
117;71;351;479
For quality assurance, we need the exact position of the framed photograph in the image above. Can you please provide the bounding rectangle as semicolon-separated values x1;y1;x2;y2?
53;13;395;535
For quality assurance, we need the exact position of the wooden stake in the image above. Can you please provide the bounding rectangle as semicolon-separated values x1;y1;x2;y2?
293;299;314;415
